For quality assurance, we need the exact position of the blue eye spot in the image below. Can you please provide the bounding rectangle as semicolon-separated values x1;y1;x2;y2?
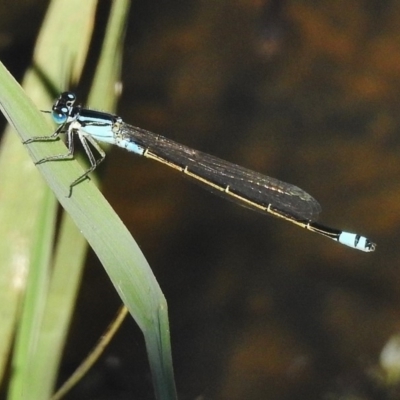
52;111;67;124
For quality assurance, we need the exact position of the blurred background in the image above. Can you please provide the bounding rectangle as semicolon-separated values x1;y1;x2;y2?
1;0;399;399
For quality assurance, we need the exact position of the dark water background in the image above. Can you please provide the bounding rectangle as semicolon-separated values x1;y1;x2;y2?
1;1;399;399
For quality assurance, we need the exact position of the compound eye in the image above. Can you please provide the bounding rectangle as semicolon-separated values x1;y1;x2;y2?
52;110;68;124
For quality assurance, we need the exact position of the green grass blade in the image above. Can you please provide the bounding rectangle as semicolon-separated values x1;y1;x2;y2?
0;64;177;399
89;0;131;109
6;189;57;400
0;125;53;386
0;0;99;398
0;0;177;396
